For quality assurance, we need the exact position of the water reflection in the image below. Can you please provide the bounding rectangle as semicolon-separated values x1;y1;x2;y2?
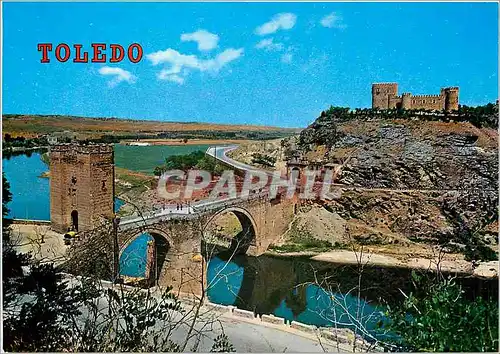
206;254;388;338
206;252;498;342
207;256;244;305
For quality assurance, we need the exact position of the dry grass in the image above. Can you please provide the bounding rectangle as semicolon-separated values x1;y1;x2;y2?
2;115;294;138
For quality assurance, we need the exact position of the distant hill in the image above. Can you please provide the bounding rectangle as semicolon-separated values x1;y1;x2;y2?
2;114;300;139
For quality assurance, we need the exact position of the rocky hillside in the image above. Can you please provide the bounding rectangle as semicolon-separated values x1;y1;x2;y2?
227;139;289;172
282;107;498;261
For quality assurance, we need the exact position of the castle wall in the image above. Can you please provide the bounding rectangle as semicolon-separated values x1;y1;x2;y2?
442;87;459;112
388;95;402;109
50;144;114;233
409;94;445;111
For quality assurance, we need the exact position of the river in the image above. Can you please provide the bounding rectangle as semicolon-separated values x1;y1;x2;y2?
118;233;498;341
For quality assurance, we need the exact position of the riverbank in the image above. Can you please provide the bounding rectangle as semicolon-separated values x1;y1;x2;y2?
3;145;49;152
266;249;499;279
9;223;67;265
119;138;252;146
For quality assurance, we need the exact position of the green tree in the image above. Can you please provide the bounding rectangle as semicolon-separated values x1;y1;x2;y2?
384;273;499;352
195;155;226;175
2;175;234;352
165;150;205;170
154;150;225;176
251;153;276;167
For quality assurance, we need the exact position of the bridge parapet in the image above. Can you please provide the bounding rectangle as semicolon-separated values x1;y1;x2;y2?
119;190;274;231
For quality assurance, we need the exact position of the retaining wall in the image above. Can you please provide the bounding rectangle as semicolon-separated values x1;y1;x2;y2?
223;303;382;351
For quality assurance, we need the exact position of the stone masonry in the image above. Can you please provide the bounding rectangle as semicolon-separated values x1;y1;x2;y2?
50;144;115;233
117;195;296;295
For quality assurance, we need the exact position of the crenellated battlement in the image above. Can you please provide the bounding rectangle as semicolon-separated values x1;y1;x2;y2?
411;94;443;99
51;143;114;155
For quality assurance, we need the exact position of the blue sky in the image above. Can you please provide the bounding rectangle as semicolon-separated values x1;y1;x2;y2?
2;2;498;128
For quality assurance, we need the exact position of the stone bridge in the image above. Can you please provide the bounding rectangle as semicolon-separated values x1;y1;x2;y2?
116;192;296;296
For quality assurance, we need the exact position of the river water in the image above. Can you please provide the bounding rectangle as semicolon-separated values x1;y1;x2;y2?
206;254;389;337
3;151;51;220
119;238;497;340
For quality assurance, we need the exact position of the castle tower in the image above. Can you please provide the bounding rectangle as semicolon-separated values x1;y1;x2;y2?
50;144;115;233
372;83;398;110
401;92;412;110
442;87;459;112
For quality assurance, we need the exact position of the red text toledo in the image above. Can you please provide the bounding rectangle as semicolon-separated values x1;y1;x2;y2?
37;43;143;63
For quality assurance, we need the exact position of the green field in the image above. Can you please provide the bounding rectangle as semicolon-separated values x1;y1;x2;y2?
114;144;216;174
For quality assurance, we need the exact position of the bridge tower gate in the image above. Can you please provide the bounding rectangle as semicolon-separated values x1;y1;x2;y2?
50;144;115;233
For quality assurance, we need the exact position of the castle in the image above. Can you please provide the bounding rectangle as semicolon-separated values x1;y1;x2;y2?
372;83;459;112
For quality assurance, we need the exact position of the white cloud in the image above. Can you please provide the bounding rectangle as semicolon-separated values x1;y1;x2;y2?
320;12;347;29
146;47;244;84
206;48;244;71
180;29;219;51
281;53;293;64
255;38;284;51
98;66;136;87
255;13;297;36
158;71;185;84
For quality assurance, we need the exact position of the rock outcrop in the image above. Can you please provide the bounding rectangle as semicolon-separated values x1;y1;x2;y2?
291;112;498;261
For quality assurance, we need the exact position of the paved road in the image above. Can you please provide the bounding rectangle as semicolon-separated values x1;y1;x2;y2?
60;277;345;353
120;143;487;229
187;315;342;353
206;145;270;175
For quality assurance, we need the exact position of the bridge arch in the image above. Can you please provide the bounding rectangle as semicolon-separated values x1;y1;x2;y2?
119;228;174;284
203;206;258;255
